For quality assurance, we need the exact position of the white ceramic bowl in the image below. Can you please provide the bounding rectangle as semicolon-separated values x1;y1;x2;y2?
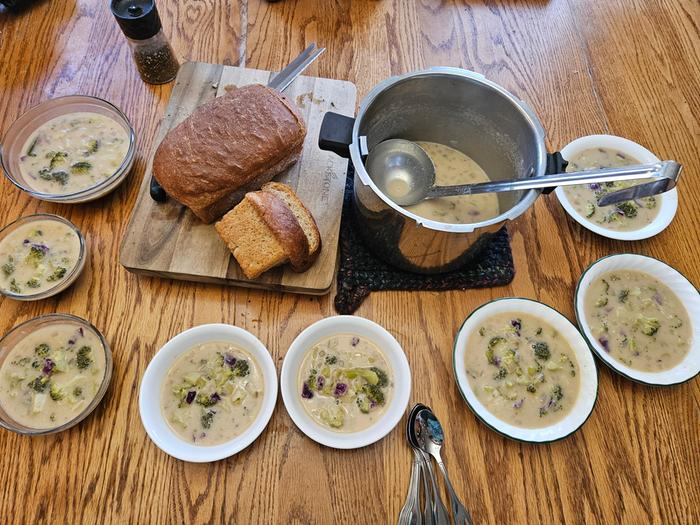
554;134;678;240
281;316;411;449
453;298;598;443
575;254;700;386
139;324;277;462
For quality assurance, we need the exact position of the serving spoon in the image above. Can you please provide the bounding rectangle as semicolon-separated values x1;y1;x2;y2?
366;138;681;207
415;407;473;525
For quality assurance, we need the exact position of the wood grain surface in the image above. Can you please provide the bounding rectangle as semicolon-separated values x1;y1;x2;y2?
120;61;356;295
0;1;698;524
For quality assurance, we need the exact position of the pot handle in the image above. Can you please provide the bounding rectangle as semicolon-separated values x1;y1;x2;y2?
318;112;355;159
541;152;568;194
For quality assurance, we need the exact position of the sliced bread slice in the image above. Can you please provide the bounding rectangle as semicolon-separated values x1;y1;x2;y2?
262;182;322;260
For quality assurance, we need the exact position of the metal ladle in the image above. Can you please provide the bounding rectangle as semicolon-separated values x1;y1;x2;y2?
366;139;681;207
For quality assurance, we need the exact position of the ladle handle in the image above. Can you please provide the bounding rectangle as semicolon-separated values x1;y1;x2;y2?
425;161;681;204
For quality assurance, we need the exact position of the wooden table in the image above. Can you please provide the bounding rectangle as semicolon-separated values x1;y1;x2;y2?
0;1;698;523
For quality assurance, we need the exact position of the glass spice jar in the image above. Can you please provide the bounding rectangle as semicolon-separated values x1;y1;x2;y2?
111;0;179;85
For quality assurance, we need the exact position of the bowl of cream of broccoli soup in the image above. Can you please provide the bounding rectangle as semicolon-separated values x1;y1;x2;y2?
575;254;699;386
1;95;135;203
0;314;112;435
453;298;598;443
0;214;86;301
139;324;277;462
554;135;678;241
281;316;411;449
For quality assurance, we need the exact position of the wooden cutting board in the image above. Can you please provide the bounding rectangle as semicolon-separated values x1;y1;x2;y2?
119;62;356;295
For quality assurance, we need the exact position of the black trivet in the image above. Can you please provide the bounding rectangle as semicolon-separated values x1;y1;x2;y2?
334;167;515;314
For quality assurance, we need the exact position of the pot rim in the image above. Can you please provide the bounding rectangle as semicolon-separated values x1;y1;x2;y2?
349;67;547;233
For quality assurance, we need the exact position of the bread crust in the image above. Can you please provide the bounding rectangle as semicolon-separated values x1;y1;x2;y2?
153;84;307;224
245;191;311;272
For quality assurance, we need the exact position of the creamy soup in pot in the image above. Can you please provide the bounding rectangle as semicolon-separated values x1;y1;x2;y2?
161;342;263;446
387;142;500;224
584;270;691;371
19;112;130;194
0;219;81;296
563;147;660;231
299;334;393;433
465;313;580;428
0;324;106;429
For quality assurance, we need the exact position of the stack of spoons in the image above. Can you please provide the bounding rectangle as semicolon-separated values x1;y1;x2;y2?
399;404;473;525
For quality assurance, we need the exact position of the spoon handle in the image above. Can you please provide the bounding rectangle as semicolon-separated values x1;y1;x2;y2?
436;459;473;525
398;451;423;525
425;161;681;203
420;452;451;525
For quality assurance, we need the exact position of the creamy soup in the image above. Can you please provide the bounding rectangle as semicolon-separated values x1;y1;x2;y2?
563;147;660;231
465;313;580;428
386;142;500;224
0;219;81;296
299;334;393;433
0;324;106;429
19;112;129;194
584;271;691;371
161;342;263;446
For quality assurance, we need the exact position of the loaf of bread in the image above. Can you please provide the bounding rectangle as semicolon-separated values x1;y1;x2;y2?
215;183;321;279
153;84;307;223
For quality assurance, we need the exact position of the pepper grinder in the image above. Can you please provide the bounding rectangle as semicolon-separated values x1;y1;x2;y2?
111;0;179;84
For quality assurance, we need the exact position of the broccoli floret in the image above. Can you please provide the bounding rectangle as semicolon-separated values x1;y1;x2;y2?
306;368;318;391
361;383;385;405
46;266;67;282
231;359;250;377
201;410;215;429
356;395;371;414
70;161;92;175
595;296;608;307
535;327;543;336
636;316;660;336
85;140;99;155
486;336;506;365
324;355;337;365
670;316;683;329
551;384;563;402
526;384;537;393
39;169;69;185
532;342;550;361
26;137;38;157
493;367;508;380
76;346;93;369
1;258;14;276
370;367;388;387
195;392;220;407
25;278;40;289
72;386;83;398
46;151;68;169
618;289;629;303
27;245;46;263
585;202;595;218
478;327;487;337
49;383;64;401
9;279;21;293
35;343;50;357
616;202;638;218
28;375;50;393
645;196;657;209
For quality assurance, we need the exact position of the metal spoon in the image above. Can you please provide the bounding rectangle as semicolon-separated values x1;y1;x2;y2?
415;408;474;525
408;405;450;525
399;405;425;525
366;138;681;207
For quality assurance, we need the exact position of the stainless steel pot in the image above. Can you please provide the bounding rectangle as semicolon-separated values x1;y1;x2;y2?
318;67;554;274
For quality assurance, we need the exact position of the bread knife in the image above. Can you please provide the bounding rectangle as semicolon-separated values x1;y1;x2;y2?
150;43;326;202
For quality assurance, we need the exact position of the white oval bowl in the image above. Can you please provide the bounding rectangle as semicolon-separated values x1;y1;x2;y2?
453;298;598;443
575;254;700;386
554;134;678;240
281;316;411;449
139;324;277;462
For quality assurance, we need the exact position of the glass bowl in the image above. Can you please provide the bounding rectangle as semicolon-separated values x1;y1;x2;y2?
0;314;113;436
0;95;136;203
0;214;87;301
